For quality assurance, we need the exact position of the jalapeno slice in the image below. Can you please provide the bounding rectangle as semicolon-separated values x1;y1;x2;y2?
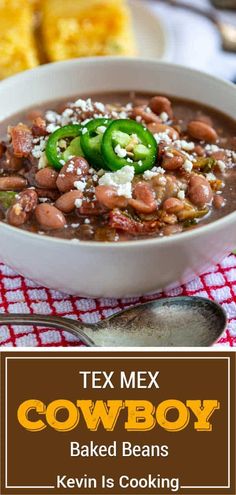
101;119;157;174
80;118;112;169
45;124;82;170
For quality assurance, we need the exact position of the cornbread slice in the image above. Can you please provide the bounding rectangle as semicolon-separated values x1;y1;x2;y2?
0;0;39;79
41;0;136;61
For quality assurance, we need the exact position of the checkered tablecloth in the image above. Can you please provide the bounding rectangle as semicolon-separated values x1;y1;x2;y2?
0;255;236;347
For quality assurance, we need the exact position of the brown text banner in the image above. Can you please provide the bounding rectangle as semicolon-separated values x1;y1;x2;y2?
0;351;235;495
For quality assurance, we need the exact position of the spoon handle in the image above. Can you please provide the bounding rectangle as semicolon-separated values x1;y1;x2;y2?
153;0;219;24
0;314;95;347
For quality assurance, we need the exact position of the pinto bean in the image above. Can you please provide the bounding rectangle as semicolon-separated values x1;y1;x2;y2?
0;176;27;191
35;188;60;201
213;194;225;209
7;189;38;226
162;224;183;236
95;185;128;209
195;113;213;127
163;198;184;214
35;203;66;230
147;123;179;140
129;181;157;213
211;150;226;161
132;106;161;124
149;96;173;119
187;121;218;143
188;175;213;207
162;155;184;170
1;150;23;172
194;145;205;157
164;176;179;200
35;167;58;189
55;190;83;213
56;157;89;193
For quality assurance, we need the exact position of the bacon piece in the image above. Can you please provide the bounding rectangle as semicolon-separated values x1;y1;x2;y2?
79;200;107;216
109;208;159;235
10;123;33;158
32;117;48;137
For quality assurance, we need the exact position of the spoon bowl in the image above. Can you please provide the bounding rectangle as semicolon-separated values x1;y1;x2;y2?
0;297;227;347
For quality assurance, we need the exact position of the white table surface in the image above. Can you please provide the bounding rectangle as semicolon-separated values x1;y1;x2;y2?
148;0;236;80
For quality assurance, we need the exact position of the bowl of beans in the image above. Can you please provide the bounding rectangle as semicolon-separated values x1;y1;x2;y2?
0;58;235;297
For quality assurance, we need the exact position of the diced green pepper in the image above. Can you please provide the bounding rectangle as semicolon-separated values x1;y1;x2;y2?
0;191;17;210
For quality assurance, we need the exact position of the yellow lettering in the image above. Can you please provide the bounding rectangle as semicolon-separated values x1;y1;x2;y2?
77;400;123;431
46;400;79;432
187;400;220;431
156;400;190;432
17;400;46;432
125;400;155;431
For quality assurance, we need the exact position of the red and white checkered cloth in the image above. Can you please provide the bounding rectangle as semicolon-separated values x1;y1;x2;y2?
0;255;236;347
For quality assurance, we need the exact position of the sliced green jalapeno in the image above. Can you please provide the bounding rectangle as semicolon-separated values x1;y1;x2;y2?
45;124;82;170
80;118;112;169
101;119;157;174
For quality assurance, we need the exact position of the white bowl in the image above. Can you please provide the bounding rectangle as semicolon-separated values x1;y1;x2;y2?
0;58;236;297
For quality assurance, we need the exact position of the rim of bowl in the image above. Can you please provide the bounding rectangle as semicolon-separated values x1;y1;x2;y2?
0;57;235;250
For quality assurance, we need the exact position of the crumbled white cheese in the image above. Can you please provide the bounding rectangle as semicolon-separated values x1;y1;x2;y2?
74;98;93;112
206;172;216;181
177;140;195;151
118;111;128;119
205;144;219;153
75;198;83;208
45;110;59;123
143;166;165;180
38;152;48;170
160;112;169;123
66;162;74;173
84;218;91;224
177;190;185;200
154;132;172;145
63;108;73;117
97;126;107;134
98;165;135;199
81;118;92;126
114;144;127;158
217;160;226;173
74;180;86;192
46;123;60;134
183;159;193;173
32;138;46;159
95;102;105;113
82;127;88;135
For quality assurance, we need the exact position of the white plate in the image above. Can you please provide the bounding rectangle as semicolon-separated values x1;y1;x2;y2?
128;0;173;60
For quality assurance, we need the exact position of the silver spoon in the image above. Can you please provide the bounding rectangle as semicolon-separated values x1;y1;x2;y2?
0;297;227;347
